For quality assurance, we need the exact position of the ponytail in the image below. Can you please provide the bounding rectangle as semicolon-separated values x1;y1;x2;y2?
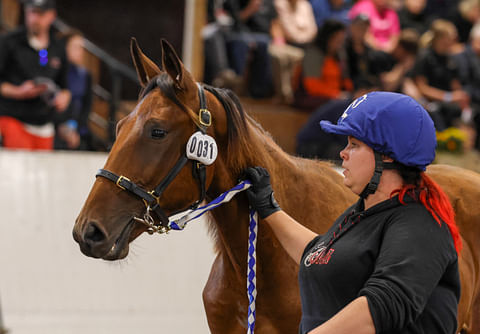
393;171;462;254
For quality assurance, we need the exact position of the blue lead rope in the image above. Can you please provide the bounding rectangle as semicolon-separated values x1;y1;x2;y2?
168;180;258;333
247;209;258;334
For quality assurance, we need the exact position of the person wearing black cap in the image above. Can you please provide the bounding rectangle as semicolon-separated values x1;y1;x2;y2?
245;92;461;333
0;0;71;150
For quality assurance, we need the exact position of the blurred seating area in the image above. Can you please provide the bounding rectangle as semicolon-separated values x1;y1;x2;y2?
202;0;480;167
2;0;480;168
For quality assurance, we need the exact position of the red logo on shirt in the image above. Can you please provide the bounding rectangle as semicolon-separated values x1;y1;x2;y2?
304;246;335;267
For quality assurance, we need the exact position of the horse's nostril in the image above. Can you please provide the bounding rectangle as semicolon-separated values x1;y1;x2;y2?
84;222;106;244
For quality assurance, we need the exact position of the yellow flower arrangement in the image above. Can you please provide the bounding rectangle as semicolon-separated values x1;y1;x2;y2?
436;127;467;153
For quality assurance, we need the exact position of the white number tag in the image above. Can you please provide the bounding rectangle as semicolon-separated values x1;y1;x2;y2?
186;131;218;165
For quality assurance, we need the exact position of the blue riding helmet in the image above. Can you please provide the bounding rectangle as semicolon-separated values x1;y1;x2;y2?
320;91;436;171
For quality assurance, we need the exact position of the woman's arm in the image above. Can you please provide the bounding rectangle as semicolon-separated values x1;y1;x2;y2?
308;296;375;334
245;167;318;264
414;76;450;101
264;210;317;264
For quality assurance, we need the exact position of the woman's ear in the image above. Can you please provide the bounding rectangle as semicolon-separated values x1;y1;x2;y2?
382;155;394;163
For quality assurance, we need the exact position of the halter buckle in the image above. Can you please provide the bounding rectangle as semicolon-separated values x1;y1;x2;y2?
116;175;130;190
199;108;212;127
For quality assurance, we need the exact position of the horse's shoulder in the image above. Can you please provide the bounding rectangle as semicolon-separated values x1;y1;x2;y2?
427;164;480;196
289;157;355;201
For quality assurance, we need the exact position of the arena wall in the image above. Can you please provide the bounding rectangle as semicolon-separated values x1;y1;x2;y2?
0;149;215;334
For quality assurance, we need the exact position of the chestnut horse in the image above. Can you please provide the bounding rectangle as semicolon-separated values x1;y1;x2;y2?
73;39;480;333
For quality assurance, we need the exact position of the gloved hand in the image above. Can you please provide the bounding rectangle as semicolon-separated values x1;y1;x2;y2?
244;166;281;219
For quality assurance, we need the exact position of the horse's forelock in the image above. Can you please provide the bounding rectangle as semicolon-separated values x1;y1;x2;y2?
141;74;185;112
139;74;205;129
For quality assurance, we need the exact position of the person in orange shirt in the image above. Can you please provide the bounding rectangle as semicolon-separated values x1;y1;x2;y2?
294;19;353;110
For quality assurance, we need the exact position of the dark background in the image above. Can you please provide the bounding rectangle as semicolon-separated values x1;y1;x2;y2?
55;0;185;99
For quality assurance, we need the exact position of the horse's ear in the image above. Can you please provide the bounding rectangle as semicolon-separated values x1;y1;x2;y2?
130;37;161;88
160;39;196;91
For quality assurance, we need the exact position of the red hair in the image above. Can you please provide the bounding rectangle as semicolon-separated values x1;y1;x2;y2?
392;173;462;254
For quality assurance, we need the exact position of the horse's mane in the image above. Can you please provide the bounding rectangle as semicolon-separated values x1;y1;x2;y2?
203;85;279;173
149;73;281;176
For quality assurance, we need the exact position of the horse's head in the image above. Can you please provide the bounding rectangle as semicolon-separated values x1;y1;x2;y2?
73;39;244;260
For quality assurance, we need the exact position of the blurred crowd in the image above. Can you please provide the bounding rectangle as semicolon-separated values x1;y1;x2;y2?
203;0;480;160
0;0;93;151
2;0;479;157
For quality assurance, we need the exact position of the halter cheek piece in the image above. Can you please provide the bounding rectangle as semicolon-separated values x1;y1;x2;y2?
95;83;213;234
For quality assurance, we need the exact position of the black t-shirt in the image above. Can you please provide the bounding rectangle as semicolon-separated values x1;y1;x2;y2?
411;48;460;91
445;8;472;44
345;37;392;89
298;196;460;334
225;0;277;34
455;46;480;104
397;8;431;35
0;27;68;125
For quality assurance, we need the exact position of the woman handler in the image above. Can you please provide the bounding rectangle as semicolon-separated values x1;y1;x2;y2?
245;91;461;334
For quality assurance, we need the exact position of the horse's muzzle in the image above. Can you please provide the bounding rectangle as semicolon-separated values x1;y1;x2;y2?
73;220;110;258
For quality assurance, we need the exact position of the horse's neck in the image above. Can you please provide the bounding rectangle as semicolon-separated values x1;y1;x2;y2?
205;122;350;282
206;162;251;281
205;144;308;281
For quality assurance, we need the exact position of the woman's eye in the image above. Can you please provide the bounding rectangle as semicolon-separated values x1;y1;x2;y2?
151;129;167;139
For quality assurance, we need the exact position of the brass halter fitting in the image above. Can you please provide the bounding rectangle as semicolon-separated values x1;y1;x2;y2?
199;108;212;127
116;175;130;190
133;205;171;235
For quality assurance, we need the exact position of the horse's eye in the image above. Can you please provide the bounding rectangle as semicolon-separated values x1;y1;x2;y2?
151;128;167;139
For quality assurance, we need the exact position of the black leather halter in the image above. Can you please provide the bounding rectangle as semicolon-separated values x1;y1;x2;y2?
96;83;212;230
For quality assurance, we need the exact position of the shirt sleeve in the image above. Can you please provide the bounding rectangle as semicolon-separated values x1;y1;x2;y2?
358;205;457;332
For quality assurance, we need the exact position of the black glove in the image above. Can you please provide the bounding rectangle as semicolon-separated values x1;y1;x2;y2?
244;166;281;219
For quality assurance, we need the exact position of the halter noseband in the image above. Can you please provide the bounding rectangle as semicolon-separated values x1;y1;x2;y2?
95;83;212;234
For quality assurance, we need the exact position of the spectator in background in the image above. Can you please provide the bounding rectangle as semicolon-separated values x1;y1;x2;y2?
0;0;71;150
296;80;377;160
223;0;277;98
309;0;352;28
457;23;480;107
202;0;242;91
269;0;317;103
296;98;351;160
293;20;353;110
412;19;471;131
272;0;317;48
455;22;480;149
349;0;400;53
55;30;93;150
397;0;431;35
424;0;463;22
380;28;421;98
345;13;388;90
445;0;480;46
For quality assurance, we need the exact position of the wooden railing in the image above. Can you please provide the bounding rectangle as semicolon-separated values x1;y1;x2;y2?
0;0;19;32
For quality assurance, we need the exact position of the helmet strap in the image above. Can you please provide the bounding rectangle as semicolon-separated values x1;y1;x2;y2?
359;151;384;199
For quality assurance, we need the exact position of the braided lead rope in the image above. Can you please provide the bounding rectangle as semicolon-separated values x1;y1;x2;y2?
169;180;252;230
247;209;258;334
167;180;257;333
